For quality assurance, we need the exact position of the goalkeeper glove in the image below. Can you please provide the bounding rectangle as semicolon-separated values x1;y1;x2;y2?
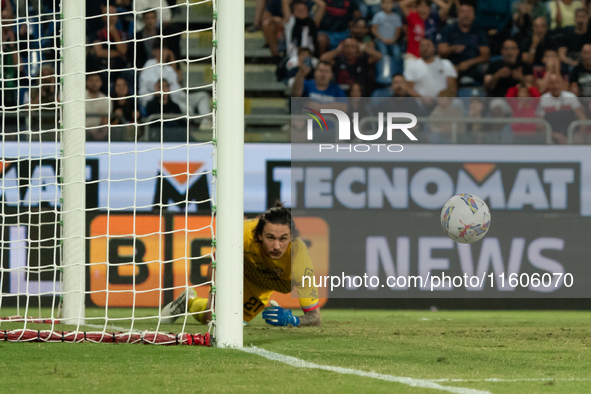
262;305;300;327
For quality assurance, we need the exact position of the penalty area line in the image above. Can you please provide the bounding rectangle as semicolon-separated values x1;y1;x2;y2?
240;346;491;394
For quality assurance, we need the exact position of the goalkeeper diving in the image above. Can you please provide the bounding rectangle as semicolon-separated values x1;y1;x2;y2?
161;202;321;327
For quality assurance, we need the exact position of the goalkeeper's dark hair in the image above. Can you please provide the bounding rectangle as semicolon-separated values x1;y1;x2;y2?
253;201;300;240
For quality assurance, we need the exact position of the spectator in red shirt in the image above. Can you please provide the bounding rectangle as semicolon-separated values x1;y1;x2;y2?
399;0;451;65
506;82;541;133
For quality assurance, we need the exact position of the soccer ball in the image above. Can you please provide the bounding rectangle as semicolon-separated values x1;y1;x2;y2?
440;193;491;244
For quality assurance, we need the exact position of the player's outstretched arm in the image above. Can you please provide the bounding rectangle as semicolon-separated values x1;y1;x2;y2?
298;308;321;327
262;303;321;327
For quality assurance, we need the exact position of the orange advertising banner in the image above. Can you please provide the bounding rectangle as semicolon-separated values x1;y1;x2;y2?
89;215;328;310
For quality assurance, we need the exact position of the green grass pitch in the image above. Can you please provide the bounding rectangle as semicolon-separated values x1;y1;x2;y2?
1;309;590;393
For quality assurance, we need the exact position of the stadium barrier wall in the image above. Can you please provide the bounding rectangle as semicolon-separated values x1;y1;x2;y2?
1;143;591;308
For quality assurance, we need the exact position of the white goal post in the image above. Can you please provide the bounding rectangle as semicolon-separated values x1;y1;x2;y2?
61;0;87;327
215;0;245;347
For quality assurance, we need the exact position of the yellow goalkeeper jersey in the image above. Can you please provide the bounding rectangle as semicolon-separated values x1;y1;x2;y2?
243;219;319;312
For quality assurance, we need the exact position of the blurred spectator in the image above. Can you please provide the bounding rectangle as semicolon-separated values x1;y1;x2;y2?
536;49;570;93
429;90;466;141
281;47;317;87
569;43;591;96
548;0;583;30
467;97;486;132
133;0;172;32
438;2;490;86
373;75;424;137
146;78;183;119
477;0;513;31
387;74;413;98
27;65;58;106
85;73;111;141
282;0;325;59
320;37;382;94
404;38;458;100
317;0;360;55
260;0;287;57
14;8;57;76
350;18;373;45
484;39;533;97
558;8;591;68
111;77;138;124
371;0;403;80
1;17;18;107
248;0;266;32
292;59;347;111
135;10;160;69
133;0;180;61
1;0;14;20
262;0;317;58
476;0;513;55
536;73;586;143
277;48;318;89
376;74;424;114
348;82;370;119
521;17;559;65
506;82;541;133
400;0;451;64
139;41;212;128
90;3;129;77
511;0;548;44
487;98;515;143
115;0;132;12
138;41;182;109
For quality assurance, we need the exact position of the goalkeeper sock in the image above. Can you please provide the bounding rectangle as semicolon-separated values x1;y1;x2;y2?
188;297;209;324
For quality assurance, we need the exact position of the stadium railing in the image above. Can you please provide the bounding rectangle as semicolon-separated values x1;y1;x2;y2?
359;116;553;144
0;113;571;144
566;120;591;144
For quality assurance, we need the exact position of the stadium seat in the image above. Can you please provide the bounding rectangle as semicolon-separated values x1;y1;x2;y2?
182;63;286;92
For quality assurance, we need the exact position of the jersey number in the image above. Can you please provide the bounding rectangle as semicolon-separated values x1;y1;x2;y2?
243;297;263;313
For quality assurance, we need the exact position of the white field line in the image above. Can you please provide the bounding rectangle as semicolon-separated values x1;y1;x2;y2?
240;346;492;394
430;378;591;383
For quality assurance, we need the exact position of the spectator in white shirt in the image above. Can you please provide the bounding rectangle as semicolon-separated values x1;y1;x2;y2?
404;38;457;106
536;73;586;144
133;0;172;32
86;73;112;141
138;42;181;108
138;40;212;129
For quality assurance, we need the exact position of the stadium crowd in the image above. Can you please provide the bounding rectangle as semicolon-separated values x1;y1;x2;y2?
266;0;591;143
1;0;211;141
2;0;591;143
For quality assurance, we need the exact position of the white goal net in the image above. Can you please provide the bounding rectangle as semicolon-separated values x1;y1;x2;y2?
0;0;243;346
